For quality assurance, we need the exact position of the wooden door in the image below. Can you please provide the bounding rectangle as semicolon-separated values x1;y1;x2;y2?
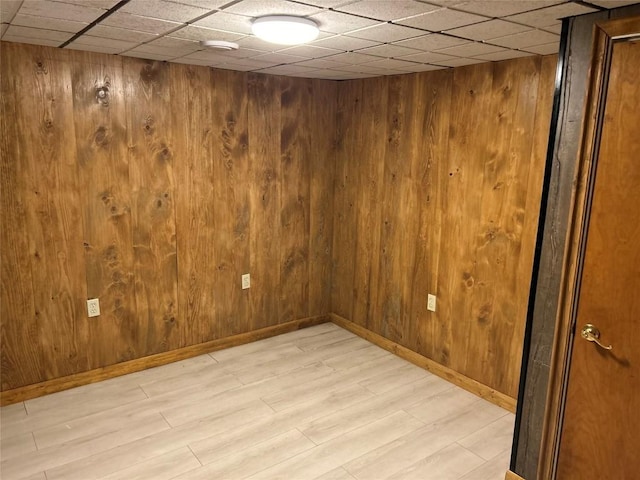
555;31;640;479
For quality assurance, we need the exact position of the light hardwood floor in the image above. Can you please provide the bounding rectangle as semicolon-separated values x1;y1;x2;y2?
0;323;514;480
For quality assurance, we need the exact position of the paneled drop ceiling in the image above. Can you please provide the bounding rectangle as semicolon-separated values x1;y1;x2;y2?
0;0;637;79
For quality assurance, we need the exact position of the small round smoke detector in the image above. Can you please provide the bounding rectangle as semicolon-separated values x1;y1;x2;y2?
199;40;239;51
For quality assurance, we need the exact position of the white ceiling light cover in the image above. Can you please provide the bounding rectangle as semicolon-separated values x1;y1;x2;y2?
252;15;319;45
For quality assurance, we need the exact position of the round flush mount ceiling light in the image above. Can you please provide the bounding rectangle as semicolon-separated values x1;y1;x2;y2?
199;40;239;51
251;15;319;45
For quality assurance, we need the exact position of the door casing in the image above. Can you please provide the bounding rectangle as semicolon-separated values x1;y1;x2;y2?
537;15;640;480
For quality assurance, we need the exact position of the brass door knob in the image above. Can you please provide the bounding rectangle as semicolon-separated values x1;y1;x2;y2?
581;324;613;350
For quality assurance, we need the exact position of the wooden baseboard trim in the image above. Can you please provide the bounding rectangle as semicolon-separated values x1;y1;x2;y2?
1;315;329;406
505;470;526;480
330;313;517;413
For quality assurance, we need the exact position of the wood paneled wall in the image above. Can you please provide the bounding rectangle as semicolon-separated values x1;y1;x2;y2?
331;55;556;398
0;42;336;391
1;40;555;399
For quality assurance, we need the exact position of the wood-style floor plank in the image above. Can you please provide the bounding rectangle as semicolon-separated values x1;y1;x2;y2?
0;324;514;480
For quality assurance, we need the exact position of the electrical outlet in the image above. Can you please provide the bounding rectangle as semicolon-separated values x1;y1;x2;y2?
87;298;100;317
427;294;436;312
242;273;250;290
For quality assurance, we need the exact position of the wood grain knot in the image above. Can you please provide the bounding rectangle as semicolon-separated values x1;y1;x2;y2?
143;117;155;135
281;88;295;106
96;86;110;106
35;60;47;74
440;347;450;363
140;62;161;83
156;144;172;162
94;126;110;146
103;245;118;265
477;303;493;324
463;272;474;288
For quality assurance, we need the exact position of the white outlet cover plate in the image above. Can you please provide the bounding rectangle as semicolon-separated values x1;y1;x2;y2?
87;298;100;317
242;273;250;289
427;294;436;312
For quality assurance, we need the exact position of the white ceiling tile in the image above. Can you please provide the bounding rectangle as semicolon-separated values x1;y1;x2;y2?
306;69;361;79
582;0;636;7
167;0;229;8
446;19;530;41
392;33;467;50
100;12;182;34
287;69;326;77
433;56;484;67
169;56;214;65
294;0;358;7
11;13;88;33
255;64;318;75
221;57;280;68
311;34;379;50
334;63;388;73
408;63;448;71
325;51;379;64
18;0;106;22
336;0;440;21
1;35;62;46
121;0;212;22
425;0;475;6
169;25;245;42
364;57;422;70
347;23;423;42
355;43;421;58
489;29;559;49
277;44;342;58
5;24;72;41
522;41;560;55
397;8;489;31
223;0;322;17
66;42;125;54
148;35;201;52
1;23;8;36
473;49;534;61
397;50;456;63
541;23;562;34
71;35;137;50
216;63;259;71
448;0;565;18
192;11;253;35
251;51;309;63
177;50;273;67
1;1;24;22
234;35;277;51
505;3;598;28
121;50;174;60
293;57;350;68
309;10;382;34
184;46;264;60
58;0;120;7
175;49;225;61
435;41;505;57
89;25;159;43
125;43;188;57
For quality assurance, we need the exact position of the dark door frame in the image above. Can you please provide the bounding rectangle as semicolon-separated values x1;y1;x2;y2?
538;15;640;480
